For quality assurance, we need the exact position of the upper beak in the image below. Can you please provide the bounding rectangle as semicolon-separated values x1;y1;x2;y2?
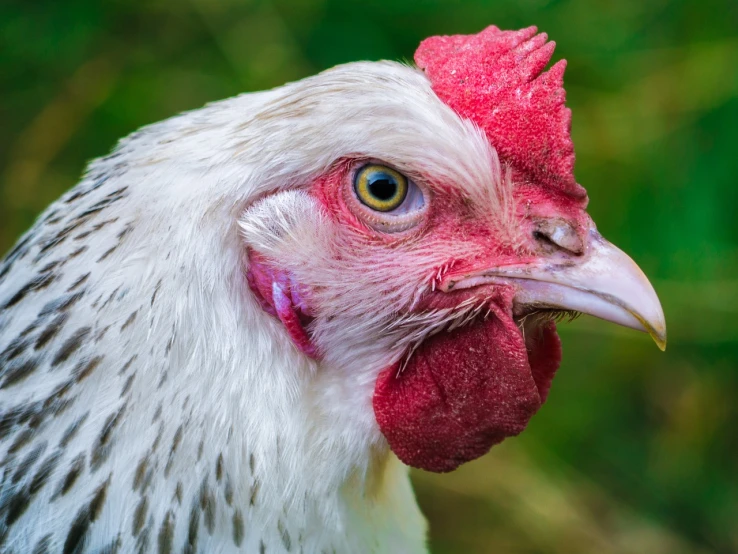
441;230;667;350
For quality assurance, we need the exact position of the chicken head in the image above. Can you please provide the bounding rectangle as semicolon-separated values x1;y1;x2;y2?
242;26;665;473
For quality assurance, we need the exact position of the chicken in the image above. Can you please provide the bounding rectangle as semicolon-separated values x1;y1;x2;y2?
0;25;665;553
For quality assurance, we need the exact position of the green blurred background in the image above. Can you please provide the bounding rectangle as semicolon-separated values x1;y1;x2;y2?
1;0;736;552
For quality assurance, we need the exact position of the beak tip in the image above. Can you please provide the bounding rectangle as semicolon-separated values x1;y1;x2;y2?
648;325;667;351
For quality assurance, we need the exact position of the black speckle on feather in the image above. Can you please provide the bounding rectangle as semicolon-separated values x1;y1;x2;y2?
60;478;111;552
0;233;34;278
39;291;84;318
59;412;89;448
63;176;109;205
164;424;184;478
39;260;61;274
132;456;149;493
117;224;133;240
136;518;153;554
120;373;135;397
89;477;110;520
150;280;162;307
51;327;91;367
120;311;138;332
74;188;128;221
232;509;245;547
157;369;169;389
68;245;88;259
150;424;164;453
35;218;91;260
29;450;62;494
96;245;120;263
11;441;46;484
250;480;260;507
158;510;175;554
66;273;91;292
215;454;223;482
8;429;34;455
90;405;126;472
76;217;119;241
34;313;69;350
1;358;41;389
2;451;60;528
186;501;200;554
0;407;25;441
98;286;122;312
54;453;85;498
32;534;52;554
132;495;149;537
278;520;292;552
42;379;76;419
2;273;56;310
119;355;137;376
224;476;234;506
4;486;32;526
73;356;103;383
0;335;30;361
199;478;215;535
20;319;42;338
94;325;112;343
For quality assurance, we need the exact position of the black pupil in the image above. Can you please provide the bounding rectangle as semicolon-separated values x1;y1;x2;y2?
368;175;397;201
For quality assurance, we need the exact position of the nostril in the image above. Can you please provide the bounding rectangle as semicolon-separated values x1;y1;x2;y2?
532;219;585;255
532;230;551;244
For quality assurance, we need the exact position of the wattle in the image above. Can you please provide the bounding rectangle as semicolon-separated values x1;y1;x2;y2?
373;304;561;473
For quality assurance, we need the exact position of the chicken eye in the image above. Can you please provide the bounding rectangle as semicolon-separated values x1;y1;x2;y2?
354;165;408;212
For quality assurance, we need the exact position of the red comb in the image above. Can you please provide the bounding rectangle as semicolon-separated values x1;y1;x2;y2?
415;26;586;197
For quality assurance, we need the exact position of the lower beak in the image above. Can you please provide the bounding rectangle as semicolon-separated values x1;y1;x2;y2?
442;230;667;350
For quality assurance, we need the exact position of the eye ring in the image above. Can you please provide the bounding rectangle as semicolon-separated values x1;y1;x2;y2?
354;165;408;212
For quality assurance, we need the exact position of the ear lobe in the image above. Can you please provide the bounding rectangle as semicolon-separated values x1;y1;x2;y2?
246;251;320;359
239;190;325;359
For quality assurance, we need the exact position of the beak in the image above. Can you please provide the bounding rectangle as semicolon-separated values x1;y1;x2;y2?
442;230;667;350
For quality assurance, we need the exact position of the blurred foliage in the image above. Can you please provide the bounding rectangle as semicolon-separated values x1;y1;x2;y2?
1;0;737;552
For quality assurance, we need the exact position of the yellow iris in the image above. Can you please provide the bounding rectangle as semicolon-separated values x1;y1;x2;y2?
354;165;408;212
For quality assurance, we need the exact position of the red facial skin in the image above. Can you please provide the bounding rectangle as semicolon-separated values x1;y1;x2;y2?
319;161;582;472
247;26;594;473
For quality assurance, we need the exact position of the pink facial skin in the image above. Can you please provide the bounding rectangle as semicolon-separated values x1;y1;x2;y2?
247;252;320;359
